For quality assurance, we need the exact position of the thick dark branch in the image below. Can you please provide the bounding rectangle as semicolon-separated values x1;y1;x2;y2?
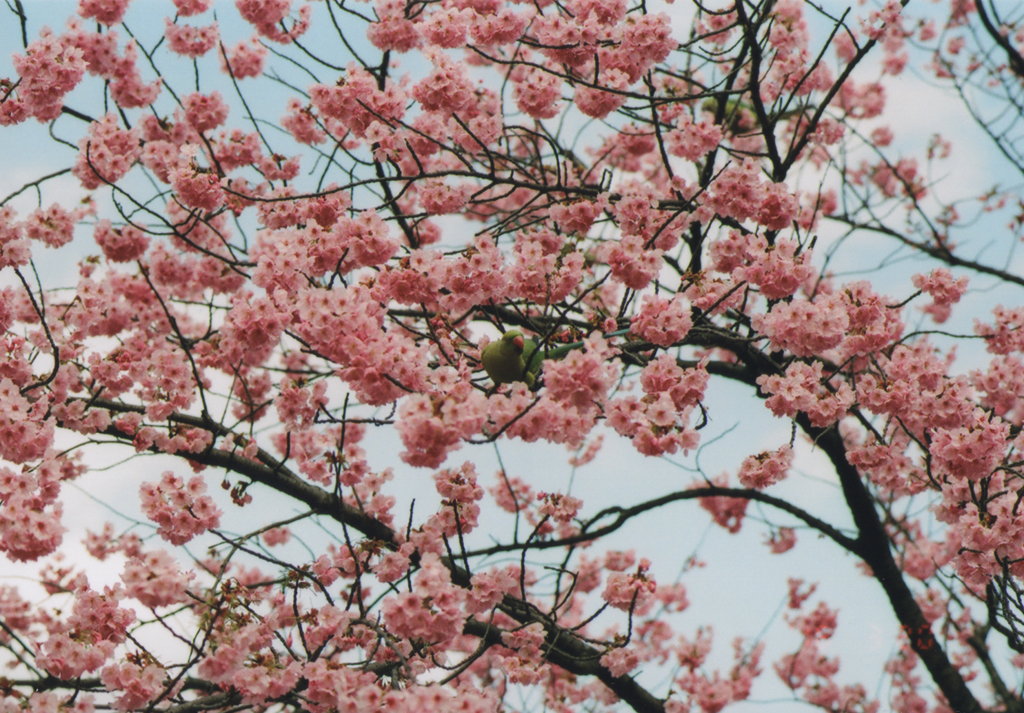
71;398;670;713
84;397;397;545
975;1;1024;81
799;417;984;713
469;614;666;713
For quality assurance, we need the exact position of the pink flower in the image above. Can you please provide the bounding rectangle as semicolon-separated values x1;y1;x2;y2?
600;234;662;290
412;51;473;114
262;527;291;546
602;560;656;611
165;19;219;58
309;63;406;138
93;219;149;262
929;410;1008;481
757;361;854;428
677;627;713;669
732;234;813;300
602;646;643;677
101;661;169;711
738;445;793;489
913;268;968;324
631;294;693;347
667;113;723;161
707;158;766;223
281;98;326;145
532;14;590;67
507;227;584;304
11;30;87;122
381;553;466;644
37;633;115;679
78;0;131;26
513;66;563;120
417;178;471;215
434;461;484;504
0;460;65;560
221;292;290;366
697;475;747;533
68;585;135;643
467;567;519;613
550;197;604;235
220;36;267;78
121;549;193;607
108;43;162;108
396;386;489;468
542;336;618;409
24;204;85;249
366;0;420;51
140;471;222;545
470;8;530;46
60;23;122;79
182;91;229;133
757;182;800;230
416;7;473;48
170;145;225;212
172;0;213;15
618;13;674;79
765;527;797;553
537;492;583;523
140;140;180;183
640;353;708;409
236;0;311;43
575;69;630;119
754;293;848;358
73;113;141;189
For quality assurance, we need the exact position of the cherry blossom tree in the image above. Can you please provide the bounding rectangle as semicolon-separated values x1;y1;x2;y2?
5;0;1024;711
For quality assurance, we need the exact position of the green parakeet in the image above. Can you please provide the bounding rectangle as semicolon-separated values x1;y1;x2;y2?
480;330;535;387
481;327;633;388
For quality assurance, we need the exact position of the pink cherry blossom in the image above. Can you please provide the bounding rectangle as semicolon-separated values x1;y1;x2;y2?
220;36;267;78
78;0;131;26
697;475;748;533
236;0;311;44
101;660;171;711
0;4;1019;713
73;113;141;189
23;204;86;249
172;0;212;15
631;294;693;347
738;444;793;489
366;0;420;51
757;361;854;427
11;30;87;122
164;19;219;58
513;66;563;120
121;549;193;607
140;471;222;545
170;145;226;211
93;220;150;262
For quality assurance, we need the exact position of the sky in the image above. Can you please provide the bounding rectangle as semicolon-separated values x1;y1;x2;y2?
0;1;1017;711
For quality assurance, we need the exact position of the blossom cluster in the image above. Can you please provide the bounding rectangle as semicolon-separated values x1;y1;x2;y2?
139;471;222;545
0;1;1016;713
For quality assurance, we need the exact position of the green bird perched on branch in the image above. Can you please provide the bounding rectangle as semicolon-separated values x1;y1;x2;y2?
480;330;538;388
479;328;634;388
